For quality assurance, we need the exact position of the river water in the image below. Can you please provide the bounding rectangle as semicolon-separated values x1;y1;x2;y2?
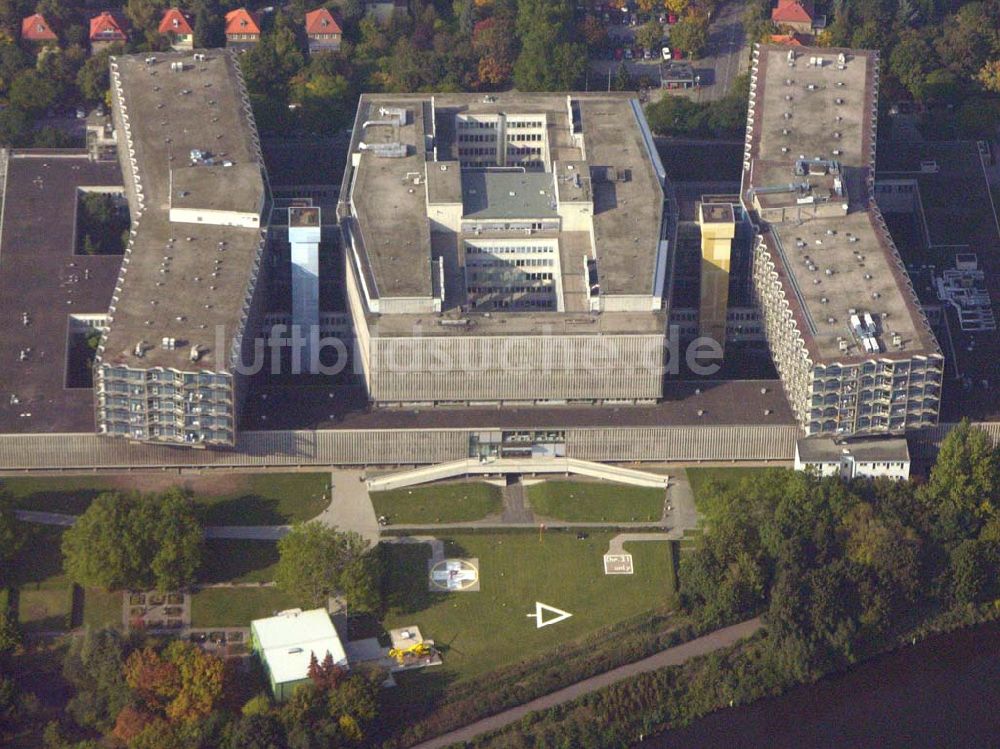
641;621;1000;748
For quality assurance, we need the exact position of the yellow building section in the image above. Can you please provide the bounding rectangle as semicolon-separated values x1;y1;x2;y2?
697;201;737;349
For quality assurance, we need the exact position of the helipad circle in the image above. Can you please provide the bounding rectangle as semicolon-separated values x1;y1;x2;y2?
428;558;480;591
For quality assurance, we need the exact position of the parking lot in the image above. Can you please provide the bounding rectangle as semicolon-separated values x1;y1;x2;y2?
585;0;747;101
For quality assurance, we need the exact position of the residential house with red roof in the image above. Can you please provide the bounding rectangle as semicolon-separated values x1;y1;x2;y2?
89;11;128;52
159;8;194;51
225;8;262;48
21;13;57;45
305;8;342;54
771;0;814;34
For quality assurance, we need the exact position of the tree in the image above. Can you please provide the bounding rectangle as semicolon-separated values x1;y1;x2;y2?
0;603;20;656
889;33;936;99
473;17;516;87
977;60;1000;93
124;647;182;709
61;491;202;592
275;523;370;608
161;640;225;723
611;62;633;92
664;0;689;14
0;492;21;579
77;50;114;104
9;69;57;116
307;651;347;691
935;3;997;78
951;538;1000;604
667;11;708;58
193;0;225;48
512;0;586;91
635;19;663;54
919;421;1000;545
62;629;132;732
112;705;157;744
224;713;287;749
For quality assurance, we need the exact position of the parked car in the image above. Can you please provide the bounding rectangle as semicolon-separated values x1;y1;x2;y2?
661;45;671;60
624;47;633;59
615;47;624;60
643;47;651;59
667;13;677;23
673;48;684;59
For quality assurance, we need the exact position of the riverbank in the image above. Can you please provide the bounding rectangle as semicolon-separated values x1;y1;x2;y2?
643;619;1000;748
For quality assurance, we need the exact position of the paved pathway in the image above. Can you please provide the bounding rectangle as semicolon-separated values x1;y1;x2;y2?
15;510;75;526
411;618;763;749
667;473;699;534
607;532;673;555
317;469;380;545
500;479;534;524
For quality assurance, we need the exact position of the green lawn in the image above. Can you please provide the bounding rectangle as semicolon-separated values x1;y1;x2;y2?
381;531;676;682
189;588;300;628
82;588;122;630
199;540;280;585
17;587;70;633
2;472;330;525
525;480;665;522
11;526;121;632
371;481;503;524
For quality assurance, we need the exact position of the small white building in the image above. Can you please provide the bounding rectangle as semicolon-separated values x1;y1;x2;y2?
250;608;348;700
795;437;910;480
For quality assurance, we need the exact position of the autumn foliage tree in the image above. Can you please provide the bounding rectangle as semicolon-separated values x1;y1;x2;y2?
111;704;157;744
472;17;516;87
122;641;225;725
307;651;347;691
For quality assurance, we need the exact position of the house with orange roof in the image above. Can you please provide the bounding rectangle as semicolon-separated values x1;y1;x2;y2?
305;8;342;54
89;11;128;52
21;13;57;45
225;8;262;48
159;8;194;51
771;0;814;34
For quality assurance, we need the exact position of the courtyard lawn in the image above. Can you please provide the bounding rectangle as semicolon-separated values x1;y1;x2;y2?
381;531;676;682
2;472;330;525
11;525;121;632
525;480;665;523
17;587;71;633
189;588;300;628
82;588;123;631
198;540;280;585
371;481;503;525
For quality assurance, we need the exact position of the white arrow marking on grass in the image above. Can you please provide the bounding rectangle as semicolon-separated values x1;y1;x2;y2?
526;601;573;629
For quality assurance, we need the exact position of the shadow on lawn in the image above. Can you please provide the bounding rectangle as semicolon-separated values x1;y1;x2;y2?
197;539;280;584
381;541;470;616
11;488;103;515
198;494;285;526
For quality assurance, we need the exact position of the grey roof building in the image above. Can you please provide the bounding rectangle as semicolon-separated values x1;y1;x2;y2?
97;50;270;447
743;45;943;438
338;93;672;407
